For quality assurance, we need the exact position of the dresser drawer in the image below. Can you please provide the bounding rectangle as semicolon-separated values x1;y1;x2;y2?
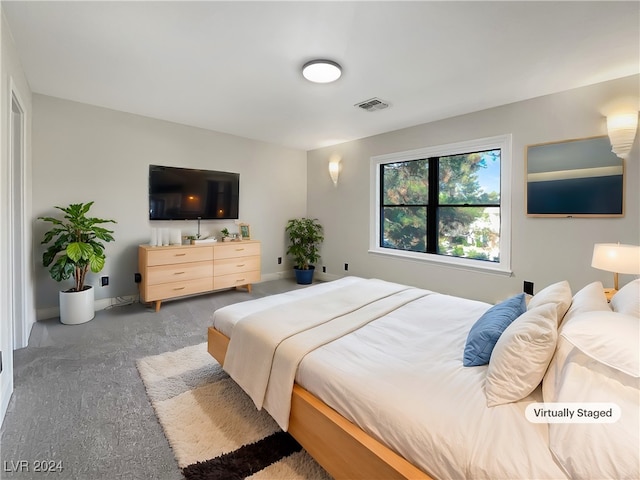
147;261;212;285
147;246;213;266
146;277;214;302
213;256;260;277
139;241;260;311
213;270;260;290
213;242;261;260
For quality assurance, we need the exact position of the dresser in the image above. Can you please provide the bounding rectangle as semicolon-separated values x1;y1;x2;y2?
138;240;261;311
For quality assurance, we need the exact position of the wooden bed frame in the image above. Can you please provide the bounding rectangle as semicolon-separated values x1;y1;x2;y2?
208;327;431;480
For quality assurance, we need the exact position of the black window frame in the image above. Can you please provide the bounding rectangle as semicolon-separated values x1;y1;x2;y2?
379;149;502;262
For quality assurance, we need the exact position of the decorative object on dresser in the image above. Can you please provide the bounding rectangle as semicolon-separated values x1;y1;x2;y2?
285;218;324;285
239;223;251;240
38;202;116;325
138;240;261;311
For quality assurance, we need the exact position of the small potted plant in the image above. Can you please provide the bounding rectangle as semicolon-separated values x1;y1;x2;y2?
39;202;116;324
220;228;231;242
285;218;324;284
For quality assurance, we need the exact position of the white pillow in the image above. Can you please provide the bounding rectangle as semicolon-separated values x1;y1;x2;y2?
485;303;557;406
527;280;572;325
561;310;639;377
544;340;639;479
562;281;611;326
610;279;640;317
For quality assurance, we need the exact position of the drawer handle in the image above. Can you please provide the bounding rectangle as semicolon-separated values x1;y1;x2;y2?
175;253;187;256
174;287;186;291
235;248;245;251
174;271;186;275
236;278;245;283
236;264;245;267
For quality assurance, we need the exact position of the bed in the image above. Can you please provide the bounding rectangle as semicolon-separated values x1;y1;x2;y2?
207;276;640;479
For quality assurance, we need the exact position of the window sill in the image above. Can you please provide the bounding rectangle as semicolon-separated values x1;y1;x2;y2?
368;247;513;277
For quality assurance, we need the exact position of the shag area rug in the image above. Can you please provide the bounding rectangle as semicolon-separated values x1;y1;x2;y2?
137;343;332;480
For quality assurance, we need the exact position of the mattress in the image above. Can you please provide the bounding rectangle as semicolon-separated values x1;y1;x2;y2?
212;277;567;479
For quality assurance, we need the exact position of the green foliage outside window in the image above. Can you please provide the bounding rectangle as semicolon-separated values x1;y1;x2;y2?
381;150;500;262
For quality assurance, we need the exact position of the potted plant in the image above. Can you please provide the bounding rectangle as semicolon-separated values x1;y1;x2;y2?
220;228;231;242
39;202;116;325
285;218;324;284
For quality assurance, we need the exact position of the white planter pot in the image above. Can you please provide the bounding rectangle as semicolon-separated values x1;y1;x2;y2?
59;286;95;325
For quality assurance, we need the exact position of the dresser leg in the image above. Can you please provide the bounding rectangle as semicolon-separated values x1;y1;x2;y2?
247;284;252;293
155;300;162;312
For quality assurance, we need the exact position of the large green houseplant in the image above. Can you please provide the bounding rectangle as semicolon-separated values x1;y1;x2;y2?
285;218;324;284
39;202;116;324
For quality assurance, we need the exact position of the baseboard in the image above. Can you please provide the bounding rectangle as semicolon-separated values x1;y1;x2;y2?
36;306;60;321
260;271;294;282
35;272;339;320
261;271;340;283
316;272;341;282
36;294;139;321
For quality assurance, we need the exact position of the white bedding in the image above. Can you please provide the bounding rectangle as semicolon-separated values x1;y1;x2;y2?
213;276;363;337
212;277;567;479
224;278;431;429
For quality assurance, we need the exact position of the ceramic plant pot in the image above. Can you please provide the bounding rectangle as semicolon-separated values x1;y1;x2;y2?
293;266;315;285
59;286;95;325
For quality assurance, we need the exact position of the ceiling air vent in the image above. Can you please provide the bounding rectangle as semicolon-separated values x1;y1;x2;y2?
355;97;390;112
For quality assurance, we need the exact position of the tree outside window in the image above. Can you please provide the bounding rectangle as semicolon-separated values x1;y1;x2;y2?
381;149;501;262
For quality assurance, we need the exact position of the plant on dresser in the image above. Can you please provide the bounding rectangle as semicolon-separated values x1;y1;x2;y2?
138;240;261;311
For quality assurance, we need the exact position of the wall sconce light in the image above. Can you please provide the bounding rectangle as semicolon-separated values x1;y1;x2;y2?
328;155;341;187
607;112;639;159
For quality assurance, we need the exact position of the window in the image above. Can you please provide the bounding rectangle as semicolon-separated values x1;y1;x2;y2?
370;135;512;274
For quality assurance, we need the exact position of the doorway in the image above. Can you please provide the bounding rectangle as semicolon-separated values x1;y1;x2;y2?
10;87;28;349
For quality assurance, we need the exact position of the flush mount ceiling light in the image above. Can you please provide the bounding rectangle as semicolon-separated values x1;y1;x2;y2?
302;60;342;83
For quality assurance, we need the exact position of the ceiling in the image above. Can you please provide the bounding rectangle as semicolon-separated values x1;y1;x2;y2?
3;1;639;151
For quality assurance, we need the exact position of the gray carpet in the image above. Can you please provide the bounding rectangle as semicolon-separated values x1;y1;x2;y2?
0;279;309;480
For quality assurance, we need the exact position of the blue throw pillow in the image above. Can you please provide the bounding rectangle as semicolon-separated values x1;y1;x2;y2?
463;293;527;367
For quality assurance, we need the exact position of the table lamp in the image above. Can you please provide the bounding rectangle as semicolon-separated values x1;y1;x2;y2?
591;243;640;298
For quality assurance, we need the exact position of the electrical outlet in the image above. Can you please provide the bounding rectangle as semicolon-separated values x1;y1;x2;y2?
322;266;326;273
524;281;534;295
277;257;282;265
344;263;349;271
101;276;109;287
134;273;142;283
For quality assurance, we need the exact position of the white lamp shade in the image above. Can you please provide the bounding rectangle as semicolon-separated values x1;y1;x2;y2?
607;113;639;159
591;243;640;274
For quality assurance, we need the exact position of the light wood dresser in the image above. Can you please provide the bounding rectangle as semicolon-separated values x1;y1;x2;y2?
138;240;261;311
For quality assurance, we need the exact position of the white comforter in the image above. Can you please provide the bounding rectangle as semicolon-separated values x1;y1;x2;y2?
224;278;431;429
213;277;567;479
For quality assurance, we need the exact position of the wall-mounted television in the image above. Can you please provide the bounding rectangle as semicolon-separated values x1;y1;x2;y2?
149;165;239;220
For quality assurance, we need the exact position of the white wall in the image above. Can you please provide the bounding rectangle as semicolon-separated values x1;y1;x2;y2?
307;76;640;304
32;95;307;317
1;8;34;422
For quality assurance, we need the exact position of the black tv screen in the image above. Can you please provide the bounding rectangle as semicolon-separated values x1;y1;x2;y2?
149;165;239;220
